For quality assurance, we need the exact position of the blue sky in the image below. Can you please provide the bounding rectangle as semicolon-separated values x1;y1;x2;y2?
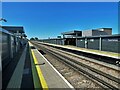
2;2;118;39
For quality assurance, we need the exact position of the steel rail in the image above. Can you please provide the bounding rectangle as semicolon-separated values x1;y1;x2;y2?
32;42;120;90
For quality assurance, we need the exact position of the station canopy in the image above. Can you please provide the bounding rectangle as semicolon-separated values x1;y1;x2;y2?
2;26;25;33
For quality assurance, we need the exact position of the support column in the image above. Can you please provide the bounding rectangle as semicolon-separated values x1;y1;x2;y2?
62;35;65;45
99;37;102;51
56;39;57;44
17;30;19;36
76;33;78;47
85;37;87;49
63;35;65;38
10;36;13;58
16;30;19;52
62;39;65;45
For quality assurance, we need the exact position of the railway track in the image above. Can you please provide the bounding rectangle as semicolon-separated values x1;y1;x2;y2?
32;42;120;89
38;42;120;66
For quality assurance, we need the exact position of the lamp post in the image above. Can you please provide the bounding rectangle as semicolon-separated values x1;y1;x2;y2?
0;18;7;22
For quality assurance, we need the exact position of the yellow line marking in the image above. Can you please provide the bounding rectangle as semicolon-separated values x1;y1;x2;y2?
31;49;48;90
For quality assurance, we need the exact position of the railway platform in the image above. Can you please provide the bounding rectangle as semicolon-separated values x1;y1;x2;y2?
3;43;34;89
34;41;119;59
29;42;74;89
2;42;74;89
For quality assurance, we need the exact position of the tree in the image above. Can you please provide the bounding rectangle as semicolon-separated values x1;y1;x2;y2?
35;37;38;40
30;37;35;40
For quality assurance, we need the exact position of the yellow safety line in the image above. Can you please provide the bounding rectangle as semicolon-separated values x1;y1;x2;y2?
31;49;48;90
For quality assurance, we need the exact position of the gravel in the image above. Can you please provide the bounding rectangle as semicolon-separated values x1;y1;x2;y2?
43;53;103;89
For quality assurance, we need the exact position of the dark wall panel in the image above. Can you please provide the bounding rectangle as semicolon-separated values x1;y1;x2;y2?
87;38;99;50
56;39;63;45
2;32;11;69
2;32;10;61
102;37;119;53
77;39;85;48
41;36;120;53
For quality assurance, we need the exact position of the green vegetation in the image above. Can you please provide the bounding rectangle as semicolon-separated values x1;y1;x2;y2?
30;37;39;40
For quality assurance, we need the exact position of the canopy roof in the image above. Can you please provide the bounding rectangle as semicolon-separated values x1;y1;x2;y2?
2;26;25;33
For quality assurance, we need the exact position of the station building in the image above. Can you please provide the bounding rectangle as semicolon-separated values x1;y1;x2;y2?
61;30;82;46
61;28;112;46
40;28;119;53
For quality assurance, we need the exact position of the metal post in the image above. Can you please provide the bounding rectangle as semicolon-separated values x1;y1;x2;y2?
62;35;65;45
17;30;19;36
99;37;102;51
85;37;87;48
76;33;78;47
9;36;13;58
16;31;19;52
62;39;64;45
56;39;57;44
63;35;65;38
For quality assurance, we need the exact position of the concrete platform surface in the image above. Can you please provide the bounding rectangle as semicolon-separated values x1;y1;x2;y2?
7;44;27;88
34;49;74;88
